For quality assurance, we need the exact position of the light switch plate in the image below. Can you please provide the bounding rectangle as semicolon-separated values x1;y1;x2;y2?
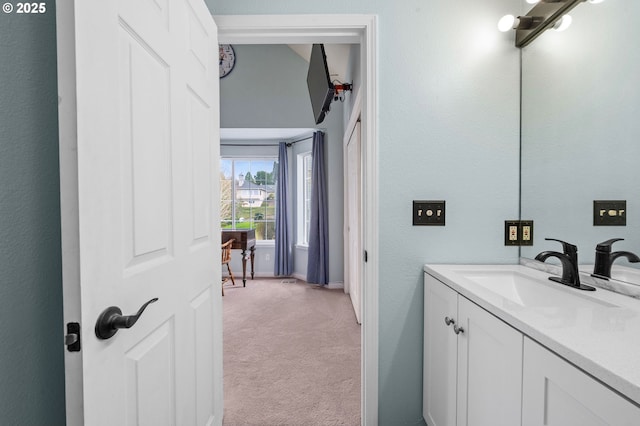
413;200;445;226
594;200;626;226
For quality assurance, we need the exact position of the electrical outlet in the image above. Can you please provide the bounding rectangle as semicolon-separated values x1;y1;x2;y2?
505;220;520;246
413;200;445;226
505;220;534;246
520;220;533;246
594;200;626;226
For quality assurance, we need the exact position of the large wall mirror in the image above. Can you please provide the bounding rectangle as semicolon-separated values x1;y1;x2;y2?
520;0;640;284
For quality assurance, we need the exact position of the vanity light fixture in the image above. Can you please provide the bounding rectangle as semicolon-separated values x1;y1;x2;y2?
552;14;573;31
498;15;543;32
500;0;587;47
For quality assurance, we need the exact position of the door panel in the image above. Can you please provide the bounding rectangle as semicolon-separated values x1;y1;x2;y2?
119;25;174;267
125;320;176;426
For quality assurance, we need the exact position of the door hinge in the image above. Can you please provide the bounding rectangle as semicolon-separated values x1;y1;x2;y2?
65;322;81;352
364;250;368;263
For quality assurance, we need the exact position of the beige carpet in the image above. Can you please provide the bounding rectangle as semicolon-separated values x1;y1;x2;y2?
222;278;361;426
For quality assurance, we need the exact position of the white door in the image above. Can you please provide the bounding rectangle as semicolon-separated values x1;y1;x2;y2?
56;1;222;425
346;121;362;323
423;274;458;426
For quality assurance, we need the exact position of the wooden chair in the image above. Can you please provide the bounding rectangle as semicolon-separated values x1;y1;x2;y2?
221;239;236;296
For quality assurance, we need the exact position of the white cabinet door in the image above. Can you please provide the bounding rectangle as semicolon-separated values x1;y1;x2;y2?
424;274;458;426
456;297;523;426
56;0;222;425
523;338;640;426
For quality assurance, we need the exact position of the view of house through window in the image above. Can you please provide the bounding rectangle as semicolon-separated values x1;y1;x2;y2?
220;158;278;241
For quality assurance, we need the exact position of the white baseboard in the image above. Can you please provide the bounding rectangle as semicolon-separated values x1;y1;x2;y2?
224;272;345;290
291;273;344;289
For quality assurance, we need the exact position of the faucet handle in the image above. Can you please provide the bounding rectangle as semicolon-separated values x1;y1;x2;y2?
595;238;624;252
545;238;578;255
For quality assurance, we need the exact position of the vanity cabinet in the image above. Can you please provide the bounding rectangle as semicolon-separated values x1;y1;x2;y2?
423;273;523;426
522;338;640;426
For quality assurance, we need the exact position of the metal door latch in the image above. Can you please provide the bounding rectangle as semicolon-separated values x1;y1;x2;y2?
65;322;81;352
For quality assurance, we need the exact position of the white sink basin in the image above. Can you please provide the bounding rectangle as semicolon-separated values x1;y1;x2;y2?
457;269;618;308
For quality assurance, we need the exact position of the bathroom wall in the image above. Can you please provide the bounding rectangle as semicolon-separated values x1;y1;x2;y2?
0;2;66;424
208;1;521;423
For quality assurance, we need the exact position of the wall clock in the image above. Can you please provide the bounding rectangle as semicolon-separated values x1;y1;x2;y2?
219;44;235;78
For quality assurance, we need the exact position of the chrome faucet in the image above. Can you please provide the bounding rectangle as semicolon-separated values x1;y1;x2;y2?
535;238;595;291
592;238;640;279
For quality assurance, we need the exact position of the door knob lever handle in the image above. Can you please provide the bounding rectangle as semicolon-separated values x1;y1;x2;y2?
95;298;158;340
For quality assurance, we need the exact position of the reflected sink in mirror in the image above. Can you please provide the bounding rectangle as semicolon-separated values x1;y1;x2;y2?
607;266;640;285
579;265;640;285
578;265;640;299
458;270;618;309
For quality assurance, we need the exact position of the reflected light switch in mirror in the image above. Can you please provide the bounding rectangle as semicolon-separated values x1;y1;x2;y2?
594;200;626;226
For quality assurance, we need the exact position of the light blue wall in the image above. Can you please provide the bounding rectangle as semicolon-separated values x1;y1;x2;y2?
209;1;521;424
220;44;345;284
0;2;66;424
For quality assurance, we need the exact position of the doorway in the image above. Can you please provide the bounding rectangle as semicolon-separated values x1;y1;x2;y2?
216;15;379;424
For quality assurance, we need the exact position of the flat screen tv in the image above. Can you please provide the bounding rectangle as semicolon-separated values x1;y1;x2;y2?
306;44;335;125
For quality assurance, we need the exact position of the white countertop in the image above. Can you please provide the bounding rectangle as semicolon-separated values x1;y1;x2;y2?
424;263;640;405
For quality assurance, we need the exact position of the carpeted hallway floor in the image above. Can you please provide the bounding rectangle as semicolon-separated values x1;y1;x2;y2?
222;278;361;426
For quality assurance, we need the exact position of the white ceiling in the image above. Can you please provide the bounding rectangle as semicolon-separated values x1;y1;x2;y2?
220;128;314;142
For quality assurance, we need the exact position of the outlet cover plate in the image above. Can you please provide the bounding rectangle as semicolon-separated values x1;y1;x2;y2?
413;200;445;226
520;220;534;246
504;220;534;246
505;220;520;246
594;200;626;226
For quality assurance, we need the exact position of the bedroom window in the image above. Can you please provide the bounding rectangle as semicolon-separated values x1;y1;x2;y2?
220;158;278;241
297;152;312;246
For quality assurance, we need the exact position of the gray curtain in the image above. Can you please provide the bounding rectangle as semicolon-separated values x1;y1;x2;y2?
274;142;293;276
306;131;329;284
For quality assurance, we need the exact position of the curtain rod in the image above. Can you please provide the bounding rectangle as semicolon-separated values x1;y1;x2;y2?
220;143;280;147
221;130;325;148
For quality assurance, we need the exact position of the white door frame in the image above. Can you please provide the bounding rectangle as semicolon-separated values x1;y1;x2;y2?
216;15;379;425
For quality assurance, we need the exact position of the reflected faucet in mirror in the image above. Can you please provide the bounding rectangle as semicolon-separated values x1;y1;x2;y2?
535;238;595;291
592;238;640;280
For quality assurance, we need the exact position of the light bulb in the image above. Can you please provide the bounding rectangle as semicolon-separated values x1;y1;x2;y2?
526;0;539;4
498;15;516;32
553;14;572;32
